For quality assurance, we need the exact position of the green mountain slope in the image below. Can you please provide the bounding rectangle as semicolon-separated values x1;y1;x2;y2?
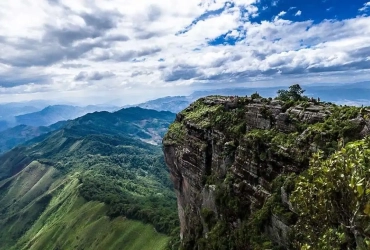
1;171;168;250
0;107;178;250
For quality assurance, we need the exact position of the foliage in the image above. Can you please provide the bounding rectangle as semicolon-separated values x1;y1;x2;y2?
251;92;262;99
276;84;307;102
79;155;178;235
166;122;186;144
299;105;363;155
291;137;370;249
180;100;223;128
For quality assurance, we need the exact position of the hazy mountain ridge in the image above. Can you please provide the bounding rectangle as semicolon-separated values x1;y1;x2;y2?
0;121;68;155
15;104;119;127
0;103;119;131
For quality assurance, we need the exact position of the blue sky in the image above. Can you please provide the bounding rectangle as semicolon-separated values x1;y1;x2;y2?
255;0;367;22
0;0;369;105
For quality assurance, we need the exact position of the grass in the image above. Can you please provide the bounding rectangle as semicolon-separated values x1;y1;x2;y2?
6;172;169;250
181;101;223;128
0;162;169;250
165;122;186;144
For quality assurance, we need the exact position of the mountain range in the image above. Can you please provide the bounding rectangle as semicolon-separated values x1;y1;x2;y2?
0;104;119;132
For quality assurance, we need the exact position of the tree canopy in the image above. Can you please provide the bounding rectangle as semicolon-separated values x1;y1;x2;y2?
291;137;370;249
276;84;307;101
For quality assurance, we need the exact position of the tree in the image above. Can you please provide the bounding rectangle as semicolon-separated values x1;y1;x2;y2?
276;84;306;101
290;137;370;249
289;84;305;100
251;92;262;99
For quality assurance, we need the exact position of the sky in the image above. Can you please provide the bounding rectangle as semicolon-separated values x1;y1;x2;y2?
0;0;369;105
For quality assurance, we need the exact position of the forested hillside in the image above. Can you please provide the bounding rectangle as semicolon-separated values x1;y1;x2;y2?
0;107;179;250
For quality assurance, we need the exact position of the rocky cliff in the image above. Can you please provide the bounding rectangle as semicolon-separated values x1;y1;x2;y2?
163;95;370;249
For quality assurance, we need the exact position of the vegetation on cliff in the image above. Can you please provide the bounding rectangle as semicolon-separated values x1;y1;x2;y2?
164;84;370;250
291;138;370;249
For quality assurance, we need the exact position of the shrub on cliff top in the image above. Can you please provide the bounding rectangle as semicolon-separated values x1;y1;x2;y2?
166;122;186;143
276;84;308;102
291;137;370;249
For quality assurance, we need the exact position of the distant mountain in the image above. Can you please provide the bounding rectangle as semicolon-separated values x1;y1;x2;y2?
0;103;42;130
0;121;67;154
15;104;119;127
0;102;119;132
0;100;69;120
0;106;177;250
125;96;191;113
129;82;370;113
0;104;39;119
66;107;176;145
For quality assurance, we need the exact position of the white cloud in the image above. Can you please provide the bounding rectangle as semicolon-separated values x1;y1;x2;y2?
0;0;369;104
359;2;370;12
295;10;302;16
277;11;287;17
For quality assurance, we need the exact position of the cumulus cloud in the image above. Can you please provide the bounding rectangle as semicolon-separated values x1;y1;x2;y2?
0;0;369;104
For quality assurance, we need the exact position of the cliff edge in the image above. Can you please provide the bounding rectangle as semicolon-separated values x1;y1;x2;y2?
163;95;370;249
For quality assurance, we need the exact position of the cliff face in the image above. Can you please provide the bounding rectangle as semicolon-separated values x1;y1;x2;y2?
163;96;370;249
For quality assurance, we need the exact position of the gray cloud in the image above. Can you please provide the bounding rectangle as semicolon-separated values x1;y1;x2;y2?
74;71;115;81
43;25;101;46
81;11;120;30
349;46;370;59
104;34;130;42
147;5;162;21
163;64;202;82
0;71;51;88
0;8;125;68
42;9;121;46
131;70;153;77
61;63;89;69
93;47;161;62
135;30;163;40
0;39;107;67
211;54;243;68
47;0;59;5
308;60;370;73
